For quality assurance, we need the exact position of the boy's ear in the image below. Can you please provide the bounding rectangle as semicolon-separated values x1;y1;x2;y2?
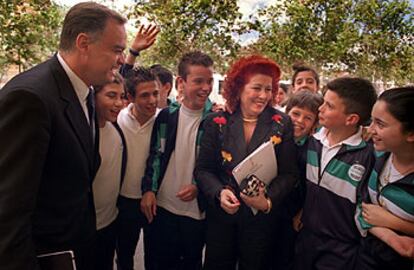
176;77;184;91
345;113;360;126
311;122;320;135
406;131;414;143
163;82;172;92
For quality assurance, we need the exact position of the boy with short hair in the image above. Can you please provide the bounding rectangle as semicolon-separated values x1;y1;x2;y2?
286;90;323;145
273;90;323;269
141;51;214;269
293;77;377;270
150;64;173;108
116;67;160;270
93;73;126;270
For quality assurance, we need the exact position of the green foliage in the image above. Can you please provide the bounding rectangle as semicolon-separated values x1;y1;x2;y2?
248;0;414;84
0;0;62;74
129;0;246;73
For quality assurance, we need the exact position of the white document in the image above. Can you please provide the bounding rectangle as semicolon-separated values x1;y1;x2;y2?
232;140;278;186
37;250;77;270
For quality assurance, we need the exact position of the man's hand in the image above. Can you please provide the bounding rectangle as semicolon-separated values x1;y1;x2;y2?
220;189;240;215
131;24;160;52
176;184;198;202
140;191;157;223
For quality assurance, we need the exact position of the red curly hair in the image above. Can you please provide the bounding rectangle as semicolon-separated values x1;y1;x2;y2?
223;55;281;113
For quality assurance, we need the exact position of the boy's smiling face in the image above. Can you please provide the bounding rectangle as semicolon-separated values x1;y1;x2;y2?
288;106;318;140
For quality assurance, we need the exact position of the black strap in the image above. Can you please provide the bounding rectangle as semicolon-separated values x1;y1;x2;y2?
112;122;127;189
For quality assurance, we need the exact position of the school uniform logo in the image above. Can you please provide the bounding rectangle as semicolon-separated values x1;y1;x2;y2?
348;163;366;181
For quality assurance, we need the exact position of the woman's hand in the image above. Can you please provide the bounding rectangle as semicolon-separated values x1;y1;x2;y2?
240;187;268;212
362;202;394;227
220;188;240;215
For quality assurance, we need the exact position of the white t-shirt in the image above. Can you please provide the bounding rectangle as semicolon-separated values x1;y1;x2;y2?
93;122;123;230
117;103;158;199
380;154;403;186
157;105;205;220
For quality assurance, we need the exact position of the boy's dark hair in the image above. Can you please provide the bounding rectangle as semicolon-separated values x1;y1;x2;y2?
326;77;377;126
150;64;173;86
291;64;320;87
124;67;157;98
279;83;289;94
285;90;323;120
378;86;414;133
177;51;213;80
94;72;124;93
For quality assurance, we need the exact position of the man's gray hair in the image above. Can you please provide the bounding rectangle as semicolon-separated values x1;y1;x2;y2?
59;1;126;51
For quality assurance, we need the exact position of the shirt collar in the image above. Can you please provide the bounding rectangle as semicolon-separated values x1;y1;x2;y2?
126;103;158;128
57;52;89;102
314;126;363;147
295;136;308;146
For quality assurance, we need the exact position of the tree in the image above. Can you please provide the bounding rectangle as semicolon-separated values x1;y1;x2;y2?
128;0;246;73
350;0;414;83
248;0;413;84
0;0;62;76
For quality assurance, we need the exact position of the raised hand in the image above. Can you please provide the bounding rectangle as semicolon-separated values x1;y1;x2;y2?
130;24;160;52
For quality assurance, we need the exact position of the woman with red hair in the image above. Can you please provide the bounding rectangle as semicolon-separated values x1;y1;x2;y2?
195;55;299;269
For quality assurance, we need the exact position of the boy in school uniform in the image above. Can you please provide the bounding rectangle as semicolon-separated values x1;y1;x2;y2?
272;90;323;270
293;77;377;270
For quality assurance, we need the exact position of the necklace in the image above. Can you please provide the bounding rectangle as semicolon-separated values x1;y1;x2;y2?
382;163;391;189
242;117;258;123
381;155;414;191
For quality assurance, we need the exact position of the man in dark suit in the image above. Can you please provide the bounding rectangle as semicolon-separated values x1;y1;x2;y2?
0;2;127;269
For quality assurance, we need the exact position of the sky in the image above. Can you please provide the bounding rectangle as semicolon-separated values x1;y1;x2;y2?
54;0;414;14
53;0;413;45
54;0;273;44
54;0;273;19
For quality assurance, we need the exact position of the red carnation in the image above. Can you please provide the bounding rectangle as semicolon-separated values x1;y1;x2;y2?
213;116;227;125
272;114;282;123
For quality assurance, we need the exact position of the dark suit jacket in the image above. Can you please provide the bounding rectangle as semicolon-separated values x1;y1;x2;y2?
195;106;299;211
0;55;99;269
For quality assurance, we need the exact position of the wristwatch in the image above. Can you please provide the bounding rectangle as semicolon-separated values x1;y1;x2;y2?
129;48;140;57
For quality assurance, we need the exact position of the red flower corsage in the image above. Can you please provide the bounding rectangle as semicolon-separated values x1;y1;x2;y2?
213;116;227;131
214;116;227;125
272;114;283;124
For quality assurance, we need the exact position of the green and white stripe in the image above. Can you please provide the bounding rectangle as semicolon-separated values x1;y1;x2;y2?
307;155;362;203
